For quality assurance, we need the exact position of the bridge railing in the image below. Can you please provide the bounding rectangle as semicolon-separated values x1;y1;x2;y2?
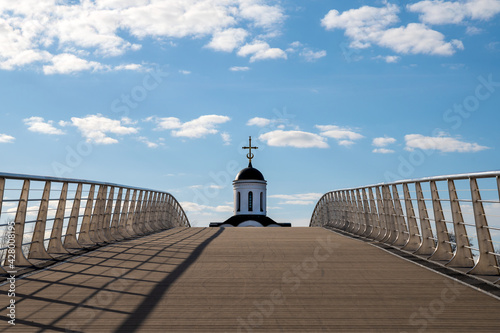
0;172;189;272
310;171;500;276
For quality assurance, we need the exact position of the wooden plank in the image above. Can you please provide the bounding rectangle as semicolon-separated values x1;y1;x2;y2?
2;228;499;332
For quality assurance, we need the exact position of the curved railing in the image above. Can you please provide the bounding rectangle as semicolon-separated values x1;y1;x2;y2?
310;171;500;276
0;172;189;272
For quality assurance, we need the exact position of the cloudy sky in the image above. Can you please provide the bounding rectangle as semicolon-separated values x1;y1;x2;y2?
0;0;499;227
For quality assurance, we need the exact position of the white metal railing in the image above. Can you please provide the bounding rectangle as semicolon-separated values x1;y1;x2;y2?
0;172;190;271
310;171;500;276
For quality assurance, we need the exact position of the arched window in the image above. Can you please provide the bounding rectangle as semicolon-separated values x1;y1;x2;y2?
248;191;253;211
260;192;263;212
237;192;241;212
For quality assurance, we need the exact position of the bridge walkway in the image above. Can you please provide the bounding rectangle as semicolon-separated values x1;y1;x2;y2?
1;227;499;332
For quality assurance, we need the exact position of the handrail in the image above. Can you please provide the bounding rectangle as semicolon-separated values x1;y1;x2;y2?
0;173;190;272
310;172;500;276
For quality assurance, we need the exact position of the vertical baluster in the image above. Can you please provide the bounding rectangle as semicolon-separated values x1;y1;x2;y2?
29;181;52;259
468;178;499;275
402;183;421;251
78;184;96;246
391;185;408;246
367;188;380;240
361;189;372;237
89;185;104;243
133;190;144;235
126;190;137;236
110;187;123;241
64;183;83;249
102;186;114;242
48;182;70;254
383;186;398;244
355;189;365;235
119;189;131;238
14;180;32;266
446;179;473;267
429;181;453;261
414;182;435;255
375;186;389;242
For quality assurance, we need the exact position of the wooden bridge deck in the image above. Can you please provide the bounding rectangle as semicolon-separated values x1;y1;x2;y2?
1;227;500;332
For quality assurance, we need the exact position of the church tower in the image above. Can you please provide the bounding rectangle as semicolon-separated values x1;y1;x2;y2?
233;137;267;216
210;137;290;227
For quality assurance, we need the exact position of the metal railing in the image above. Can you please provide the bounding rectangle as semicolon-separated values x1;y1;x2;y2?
310;171;500;276
0;172;190;272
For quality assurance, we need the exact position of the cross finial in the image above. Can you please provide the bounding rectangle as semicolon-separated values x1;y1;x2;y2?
242;136;258;165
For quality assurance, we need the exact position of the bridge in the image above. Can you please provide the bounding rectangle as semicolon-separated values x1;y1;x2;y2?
1;172;500;332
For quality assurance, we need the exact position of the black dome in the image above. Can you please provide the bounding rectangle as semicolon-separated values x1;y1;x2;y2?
235;162;265;181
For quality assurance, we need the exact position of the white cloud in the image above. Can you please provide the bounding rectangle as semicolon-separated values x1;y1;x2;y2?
269;193;323;205
180;201;233;213
322;3;464;56
0;0;286;73
137;136;163;148
373;148;395;154
316;125;364;145
374;55;400;63
466;26;482;35
405;133;489;152
259;130;328;148
65;114;138;144
408;0;500;25
237;40;287;62
153;115;230;139
247;117;271;127
206;28;248;52
0;134;15;143
221;132;231;145
114;63;144;71
300;49;327;62
23;116;65;135
229;66;250;71
179;70;191;75
372;136;396;147
43;53;104;75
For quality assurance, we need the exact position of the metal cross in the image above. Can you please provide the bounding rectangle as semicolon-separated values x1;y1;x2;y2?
242;136;258;162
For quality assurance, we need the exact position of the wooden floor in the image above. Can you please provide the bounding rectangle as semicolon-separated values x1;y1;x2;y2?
1;227;500;332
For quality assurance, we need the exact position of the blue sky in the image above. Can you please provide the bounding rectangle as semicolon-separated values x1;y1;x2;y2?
0;0;499;227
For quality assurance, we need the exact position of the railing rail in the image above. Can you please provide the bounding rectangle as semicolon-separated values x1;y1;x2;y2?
0;172;190;272
310;171;500;276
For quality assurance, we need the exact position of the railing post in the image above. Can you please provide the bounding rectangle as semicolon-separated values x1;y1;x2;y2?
48;182;69;255
402;183;421;252
446;179;474;268
29;181;52;259
64;183;83;249
102;186;114;242
391;185;408;247
414;182;436;255
355;189;365;235
375;186;389;242
468;178;499;275
14;180;32;266
367;188;380;240
78;184;96;246
110;187;124;241
383;185;398;245
361;189;372;237
126;190;137;236
119;188;131;238
133;190;144;235
144;191;155;233
429;181;453;261
89;185;105;243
